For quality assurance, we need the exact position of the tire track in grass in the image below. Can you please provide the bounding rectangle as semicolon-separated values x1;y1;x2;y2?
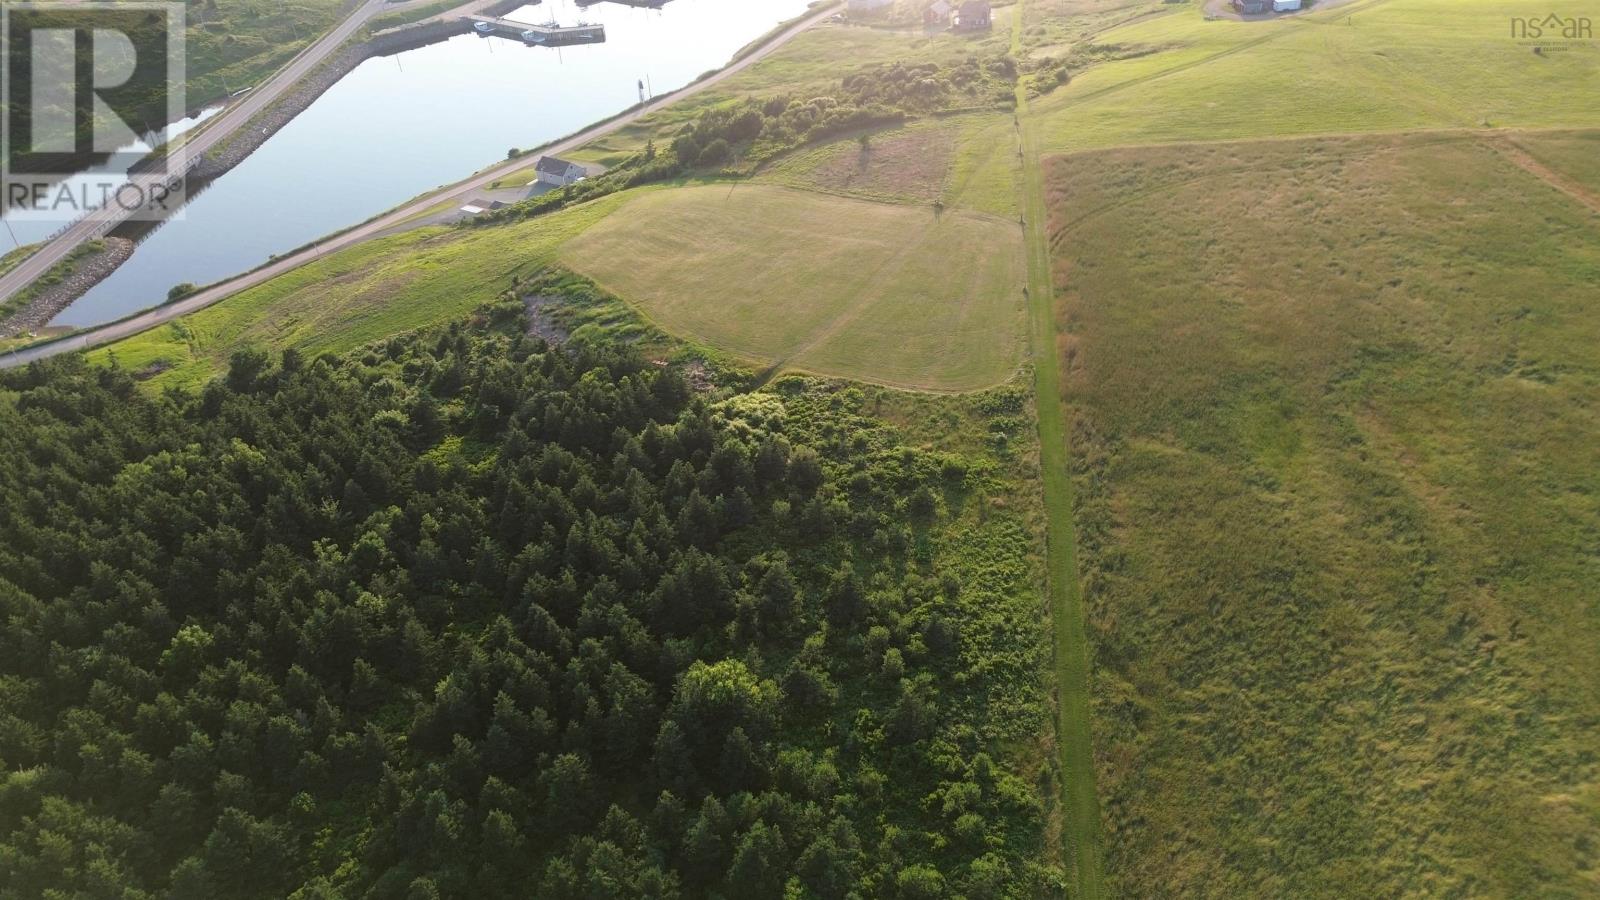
1487;135;1600;216
1012;3;1105;898
761;210;933;379
1030;0;1400;125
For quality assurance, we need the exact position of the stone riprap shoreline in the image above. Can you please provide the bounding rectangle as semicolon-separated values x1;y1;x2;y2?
0;238;135;339
189;42;373;181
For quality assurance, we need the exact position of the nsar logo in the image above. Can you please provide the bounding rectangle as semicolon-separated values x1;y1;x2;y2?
1511;13;1593;42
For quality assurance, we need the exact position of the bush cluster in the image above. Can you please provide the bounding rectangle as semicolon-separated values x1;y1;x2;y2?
474;55;1017;228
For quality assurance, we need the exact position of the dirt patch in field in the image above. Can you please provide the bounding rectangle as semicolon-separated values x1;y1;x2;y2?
522;294;571;345
796;126;957;204
133;360;175;381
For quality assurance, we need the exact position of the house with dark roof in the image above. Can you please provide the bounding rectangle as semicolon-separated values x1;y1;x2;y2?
535;156;588;188
952;0;991;31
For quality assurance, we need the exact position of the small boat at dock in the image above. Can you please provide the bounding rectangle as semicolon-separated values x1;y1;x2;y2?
462;14;607;47
520;21;606;46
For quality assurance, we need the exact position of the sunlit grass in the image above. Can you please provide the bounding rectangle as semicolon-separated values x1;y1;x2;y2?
1048;130;1600;897
1030;0;1600;151
561;183;1026;391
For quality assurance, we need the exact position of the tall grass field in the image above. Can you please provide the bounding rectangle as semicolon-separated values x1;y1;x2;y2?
1048;131;1600;897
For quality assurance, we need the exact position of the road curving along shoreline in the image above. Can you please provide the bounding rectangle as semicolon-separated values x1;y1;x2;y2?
0;0;527;337
1;2;842;370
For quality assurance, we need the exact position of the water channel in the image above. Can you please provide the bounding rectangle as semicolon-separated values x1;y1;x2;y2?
51;0;814;328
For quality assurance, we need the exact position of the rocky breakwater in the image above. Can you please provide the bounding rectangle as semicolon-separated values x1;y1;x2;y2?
0;238;135;339
188;43;371;182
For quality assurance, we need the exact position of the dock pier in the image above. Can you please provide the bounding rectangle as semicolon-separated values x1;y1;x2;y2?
466;14;606;46
576;0;674;8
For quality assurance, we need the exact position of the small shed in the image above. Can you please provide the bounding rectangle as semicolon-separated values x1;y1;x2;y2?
926;0;953;25
1272;0;1302;10
1233;0;1271;13
952;0;991;30
535;155;588;188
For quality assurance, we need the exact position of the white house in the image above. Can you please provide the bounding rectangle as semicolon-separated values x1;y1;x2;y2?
535;155;588;188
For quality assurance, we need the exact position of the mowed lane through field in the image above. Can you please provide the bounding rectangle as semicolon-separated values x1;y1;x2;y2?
560;184;1026;392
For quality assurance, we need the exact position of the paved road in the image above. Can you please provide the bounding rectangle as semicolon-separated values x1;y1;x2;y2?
3;3;839;368
0;0;415;313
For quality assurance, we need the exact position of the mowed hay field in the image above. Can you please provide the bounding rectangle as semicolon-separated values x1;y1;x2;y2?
1048;133;1600;897
1030;0;1600;153
561;184;1026;391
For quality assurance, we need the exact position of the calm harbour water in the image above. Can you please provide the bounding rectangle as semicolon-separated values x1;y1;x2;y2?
53;0;813;328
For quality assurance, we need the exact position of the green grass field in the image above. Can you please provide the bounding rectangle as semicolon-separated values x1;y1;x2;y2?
1512;130;1600;198
185;0;349;107
944;113;1024;217
1047;131;1600;897
762;120;962;205
95;195;628;392
1030;0;1600;152
68;1;1600;890
0;244;38;280
1022;0;1170;52
575;21;1015;165
1015;20;1105;894
560;184;1026;391
759;113;1021;216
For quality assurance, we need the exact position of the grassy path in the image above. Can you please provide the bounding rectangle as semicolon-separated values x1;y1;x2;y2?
1011;5;1105;899
1486;135;1600;215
